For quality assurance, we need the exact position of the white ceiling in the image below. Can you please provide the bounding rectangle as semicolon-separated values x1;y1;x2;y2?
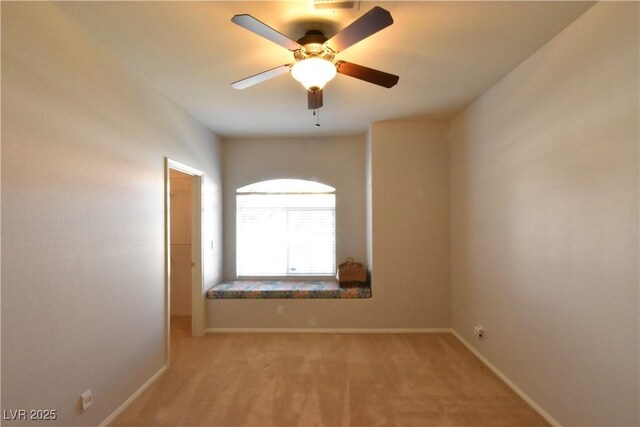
57;1;594;137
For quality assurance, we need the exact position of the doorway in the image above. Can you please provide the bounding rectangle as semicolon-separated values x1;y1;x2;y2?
169;169;192;341
164;158;205;365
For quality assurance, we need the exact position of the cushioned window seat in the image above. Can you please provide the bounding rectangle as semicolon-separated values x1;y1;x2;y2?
207;280;371;299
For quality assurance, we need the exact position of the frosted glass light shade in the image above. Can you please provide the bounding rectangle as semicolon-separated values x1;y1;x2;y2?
291;58;337;91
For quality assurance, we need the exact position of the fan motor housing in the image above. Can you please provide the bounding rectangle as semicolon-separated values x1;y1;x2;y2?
294;30;335;62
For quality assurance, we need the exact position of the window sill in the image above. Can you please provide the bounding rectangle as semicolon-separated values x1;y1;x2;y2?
207;280;371;299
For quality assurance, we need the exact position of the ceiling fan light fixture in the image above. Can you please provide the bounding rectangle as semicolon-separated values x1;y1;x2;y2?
291;58;337;91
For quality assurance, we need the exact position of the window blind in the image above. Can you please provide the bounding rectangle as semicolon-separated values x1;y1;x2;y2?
236;193;336;276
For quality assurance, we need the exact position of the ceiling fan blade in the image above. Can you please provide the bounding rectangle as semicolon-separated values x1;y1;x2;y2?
231;64;292;90
325;6;393;53
336;61;399;88
232;14;302;51
308;89;323;110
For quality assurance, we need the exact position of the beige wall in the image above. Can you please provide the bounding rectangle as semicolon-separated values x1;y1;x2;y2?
1;3;223;426
449;2;639;426
208;122;450;329
221;135;367;280
370;120;451;328
169;170;192;316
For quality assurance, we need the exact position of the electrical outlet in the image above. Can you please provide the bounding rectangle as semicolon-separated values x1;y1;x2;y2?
80;390;93;412
277;305;284;316
474;326;484;338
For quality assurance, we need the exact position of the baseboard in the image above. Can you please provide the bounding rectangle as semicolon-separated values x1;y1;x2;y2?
206;327;453;334
451;329;561;427
98;365;167;427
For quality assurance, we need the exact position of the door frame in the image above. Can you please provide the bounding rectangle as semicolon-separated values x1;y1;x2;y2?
164;157;205;365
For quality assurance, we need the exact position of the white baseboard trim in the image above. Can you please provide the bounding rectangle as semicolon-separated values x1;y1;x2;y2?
451;329;560;427
99;365;167;427
206;327;453;334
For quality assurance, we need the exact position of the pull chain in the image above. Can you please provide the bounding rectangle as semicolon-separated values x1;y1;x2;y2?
314;108;320;127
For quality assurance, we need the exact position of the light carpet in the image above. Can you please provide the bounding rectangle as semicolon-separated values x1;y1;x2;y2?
111;316;547;426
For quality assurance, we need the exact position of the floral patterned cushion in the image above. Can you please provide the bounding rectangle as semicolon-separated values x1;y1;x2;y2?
207;280;371;299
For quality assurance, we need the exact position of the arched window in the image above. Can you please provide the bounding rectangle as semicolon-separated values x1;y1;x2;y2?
236;179;336;277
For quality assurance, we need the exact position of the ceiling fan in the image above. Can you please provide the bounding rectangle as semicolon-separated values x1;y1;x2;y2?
230;6;399;111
